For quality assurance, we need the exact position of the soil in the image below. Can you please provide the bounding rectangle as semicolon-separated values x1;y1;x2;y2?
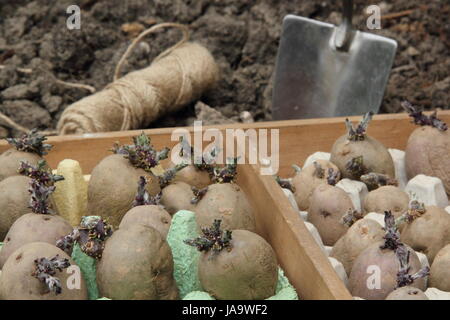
0;0;448;137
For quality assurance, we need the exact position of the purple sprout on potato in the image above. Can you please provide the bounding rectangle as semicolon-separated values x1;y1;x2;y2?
190;186;208;205
57;216;113;259
166;135;215;189
32;255;71;295
6;128;52;157
28;179;56;215
360;172;398;191
395;245;430;289
119;176;172;239
184;219;232;256
18;160;64;186
113;132;169;171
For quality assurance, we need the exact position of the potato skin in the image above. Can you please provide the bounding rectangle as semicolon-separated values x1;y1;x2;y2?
0;242;88;300
400;206;450;263
348;242;425;300
363;186;409;218
0;176;32;240
87;154;161;228
0;148;43;182
199;230;278;300
0;213;73;268
428;244;450;292
405;126;450;194
196;183;256;232
308;184;355;246
119;205;171;239
330;219;385;274
292;160;340;210
160;181;195;215
330;134;395;180
97;224;178;300
171;163;212;189
385;286;428;300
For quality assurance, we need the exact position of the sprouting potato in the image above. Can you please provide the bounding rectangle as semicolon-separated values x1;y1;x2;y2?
307;183;356;246
87;133;167;228
0;165;71;268
330;112;395;181
363;186;410;218
0;129;52;182
400;204;450;263
292;160;341;211
96;224;179;300
0;175;32;240
349;212;428;300
330;219;384;275
428;244;450;292
0;242;88;300
185;220;278;300
403;102;450;195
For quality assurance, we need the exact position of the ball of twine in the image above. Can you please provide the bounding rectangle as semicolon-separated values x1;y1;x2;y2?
57;23;219;135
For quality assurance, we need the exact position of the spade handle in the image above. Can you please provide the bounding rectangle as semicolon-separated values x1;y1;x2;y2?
335;0;354;50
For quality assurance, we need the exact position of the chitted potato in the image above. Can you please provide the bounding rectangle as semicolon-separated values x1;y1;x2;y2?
385;286;428;300
428;244;450;292
88;154;160;228
167;136;214;189
160;181;195;215
400;205;450;263
406;126;450;194
349;242;426;300
0;242;88;300
0;149;42;181
0;175;32;240
170;163;212;189
363;186;410;218
0;129;51;182
330;219;385;275
186;221;278;300
0;213;73;268
195;183;256;232
97;224;178;300
330;113;395;180
403;103;450;194
292;160;340;210
308;184;355;246
119;205;171;239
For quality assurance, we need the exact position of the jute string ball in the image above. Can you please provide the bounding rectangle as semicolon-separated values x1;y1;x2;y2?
55;23;219;135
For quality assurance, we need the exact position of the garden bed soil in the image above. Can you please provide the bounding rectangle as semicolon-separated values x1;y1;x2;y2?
0;0;448;137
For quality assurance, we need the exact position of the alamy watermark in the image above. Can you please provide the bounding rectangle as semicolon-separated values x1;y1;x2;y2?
66;5;81;30
366;5;382;30
65;4;383;31
170;121;280;175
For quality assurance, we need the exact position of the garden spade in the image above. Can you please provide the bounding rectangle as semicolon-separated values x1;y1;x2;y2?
272;0;397;120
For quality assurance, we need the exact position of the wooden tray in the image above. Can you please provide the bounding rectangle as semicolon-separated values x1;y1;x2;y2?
2;110;448;300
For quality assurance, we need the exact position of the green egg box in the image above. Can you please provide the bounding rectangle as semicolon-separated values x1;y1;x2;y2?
168;210;298;300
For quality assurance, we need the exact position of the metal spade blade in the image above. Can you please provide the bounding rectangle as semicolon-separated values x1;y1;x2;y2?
272;0;397;120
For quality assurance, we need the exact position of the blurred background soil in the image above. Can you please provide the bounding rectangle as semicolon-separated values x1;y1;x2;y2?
0;0;448;137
